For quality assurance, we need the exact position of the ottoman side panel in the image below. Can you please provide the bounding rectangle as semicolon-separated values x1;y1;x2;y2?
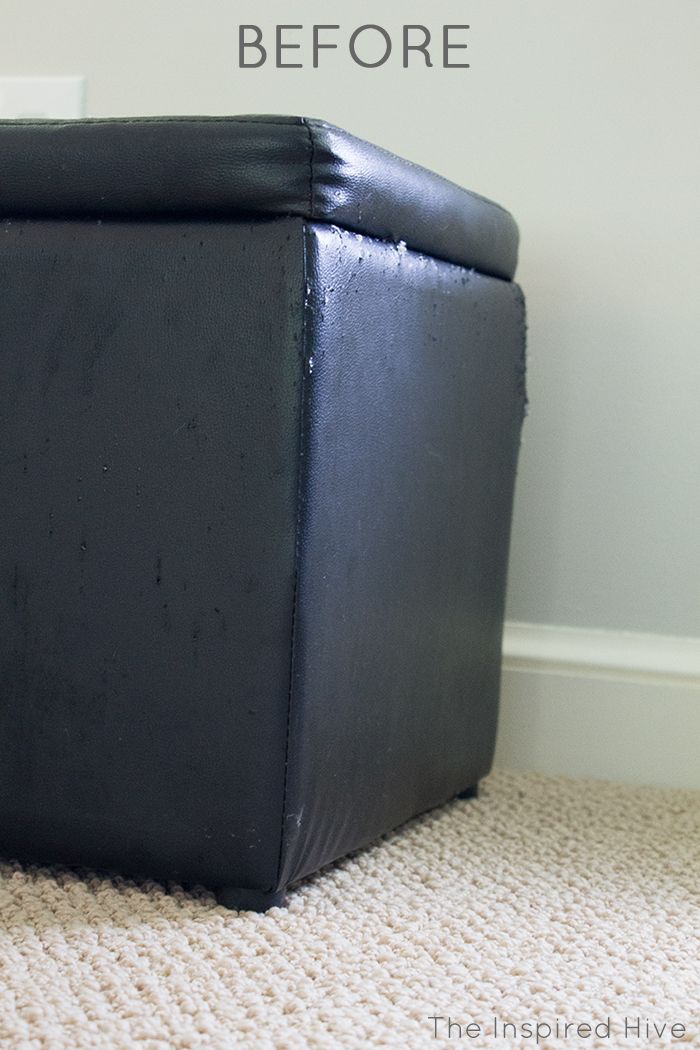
278;223;526;888
0;217;305;891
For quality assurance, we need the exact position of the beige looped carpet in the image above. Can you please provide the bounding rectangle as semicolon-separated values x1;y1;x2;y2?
0;770;698;1049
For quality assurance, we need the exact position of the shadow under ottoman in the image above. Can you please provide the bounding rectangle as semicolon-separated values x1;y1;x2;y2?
0;116;526;910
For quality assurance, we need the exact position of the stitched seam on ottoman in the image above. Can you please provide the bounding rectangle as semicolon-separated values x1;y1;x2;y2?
275;211;313;892
302;116;316;214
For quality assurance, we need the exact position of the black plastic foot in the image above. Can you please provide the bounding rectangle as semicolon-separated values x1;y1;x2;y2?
216;886;287;912
456;782;479;800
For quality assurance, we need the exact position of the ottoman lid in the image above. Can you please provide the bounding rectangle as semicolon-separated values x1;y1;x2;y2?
0;114;519;280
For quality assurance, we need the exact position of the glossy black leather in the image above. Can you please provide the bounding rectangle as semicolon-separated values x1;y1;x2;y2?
0;218;305;890
0;115;518;280
278;225;526;890
0;117;526;909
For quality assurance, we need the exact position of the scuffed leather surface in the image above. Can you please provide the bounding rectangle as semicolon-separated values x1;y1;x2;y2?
277;224;526;891
0;217;305;890
0;115;519;280
0;211;525;899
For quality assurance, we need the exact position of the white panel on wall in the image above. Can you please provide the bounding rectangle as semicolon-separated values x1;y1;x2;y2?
0;76;85;118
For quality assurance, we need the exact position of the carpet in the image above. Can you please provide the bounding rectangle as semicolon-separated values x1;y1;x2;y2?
0;770;698;1049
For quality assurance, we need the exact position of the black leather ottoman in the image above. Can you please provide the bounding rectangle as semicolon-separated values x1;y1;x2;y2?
0;116;526;910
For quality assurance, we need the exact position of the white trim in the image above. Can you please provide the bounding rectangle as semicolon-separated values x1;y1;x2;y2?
502;620;700;688
496;621;700;789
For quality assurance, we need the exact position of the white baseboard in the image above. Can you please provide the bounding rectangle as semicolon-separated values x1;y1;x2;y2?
494;621;700;790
